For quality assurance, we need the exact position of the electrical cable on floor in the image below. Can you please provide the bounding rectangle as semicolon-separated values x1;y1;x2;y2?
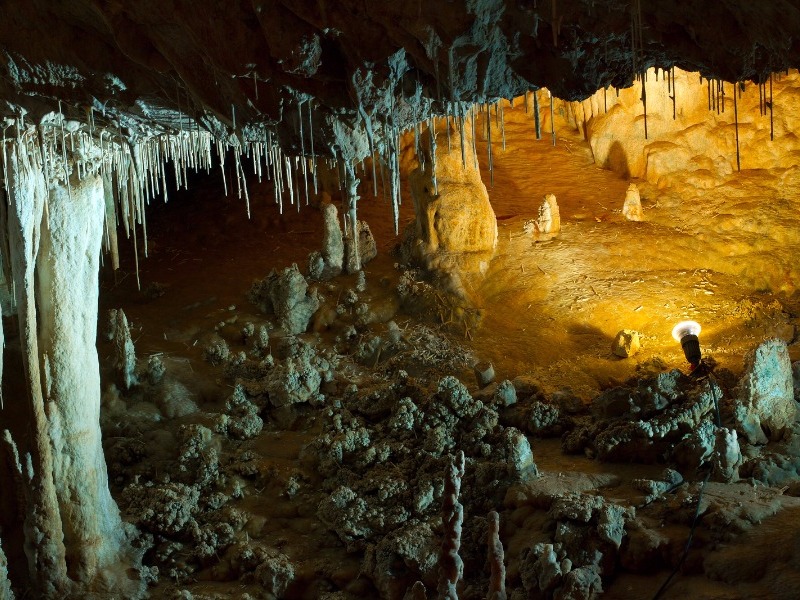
652;361;720;598
651;469;712;600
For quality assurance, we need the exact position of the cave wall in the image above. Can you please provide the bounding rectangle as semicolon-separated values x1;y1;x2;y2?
567;68;800;186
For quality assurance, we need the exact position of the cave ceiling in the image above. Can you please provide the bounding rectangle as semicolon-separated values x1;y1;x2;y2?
1;0;799;154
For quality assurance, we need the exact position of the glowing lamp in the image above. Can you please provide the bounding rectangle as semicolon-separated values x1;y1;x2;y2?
672;321;702;368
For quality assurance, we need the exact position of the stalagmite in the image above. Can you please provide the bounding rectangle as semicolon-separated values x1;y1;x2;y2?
307;202;344;280
487;511;507;600
622;183;644;221
438;451;465;600
535;193;560;235
108;308;137;389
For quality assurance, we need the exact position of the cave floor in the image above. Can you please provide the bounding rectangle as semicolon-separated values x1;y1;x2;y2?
96;103;800;599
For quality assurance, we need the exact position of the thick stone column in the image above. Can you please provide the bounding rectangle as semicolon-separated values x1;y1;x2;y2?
2;139;69;596
36;170;129;585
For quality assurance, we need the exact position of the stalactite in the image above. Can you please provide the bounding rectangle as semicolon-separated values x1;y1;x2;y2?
733;81;741;171
342;161;361;273
446;108;452;152
499;102;506;151
770;73;774;141
641;71;648;140
549;93;556;146
486;102;494;187
471;106;478;169
708;78;712;112
533;89;541;139
670;67;676;119
298;101;309;207
430;115;438;196
459;113;466;169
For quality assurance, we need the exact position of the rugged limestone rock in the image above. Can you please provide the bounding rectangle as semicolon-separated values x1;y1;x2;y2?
611;329;641;358
474;361;496;388
734;338;797;444
249;264;321;335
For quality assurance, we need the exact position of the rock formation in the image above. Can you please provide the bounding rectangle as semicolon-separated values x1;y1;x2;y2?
407;121;498;273
0;2;800;599
308;202;344;281
535;194;561;236
612;330;641;358
734;338;797;444
622;183;644;221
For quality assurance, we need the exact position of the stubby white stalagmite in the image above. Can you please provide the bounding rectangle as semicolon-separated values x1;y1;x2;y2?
622;183;644;221
36;169;135;588
535;193;560;235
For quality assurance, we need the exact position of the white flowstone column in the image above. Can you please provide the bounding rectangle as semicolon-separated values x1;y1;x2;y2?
3;139;69;596
36;171;127;584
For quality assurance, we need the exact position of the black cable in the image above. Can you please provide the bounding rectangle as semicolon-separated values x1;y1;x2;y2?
652;470;711;600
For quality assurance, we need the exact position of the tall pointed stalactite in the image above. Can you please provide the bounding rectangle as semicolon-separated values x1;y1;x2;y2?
2;137;70;597
343;161;361;273
36;168;132;586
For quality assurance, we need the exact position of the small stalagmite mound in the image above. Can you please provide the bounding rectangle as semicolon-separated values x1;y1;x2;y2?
622;183;644;221
535;193;561;236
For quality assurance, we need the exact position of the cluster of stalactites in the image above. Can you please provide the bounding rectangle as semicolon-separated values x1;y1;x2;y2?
0;90;554;288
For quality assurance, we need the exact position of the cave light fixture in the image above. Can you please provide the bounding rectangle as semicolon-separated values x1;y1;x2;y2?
671;320;702;369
